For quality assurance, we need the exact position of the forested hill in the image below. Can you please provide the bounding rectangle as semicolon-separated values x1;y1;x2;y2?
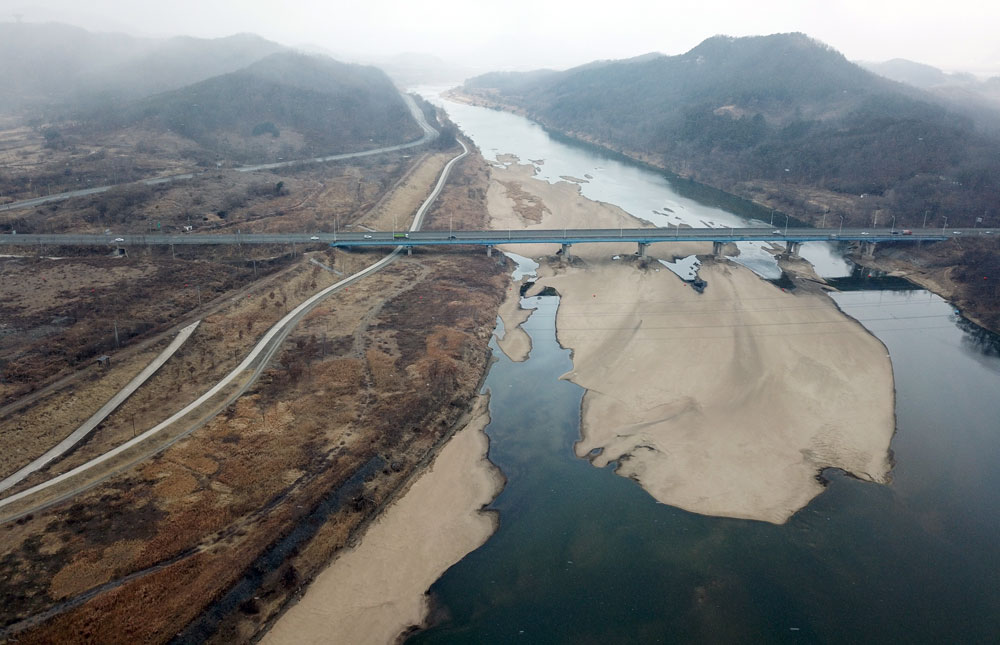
460;33;1000;229
86;52;422;163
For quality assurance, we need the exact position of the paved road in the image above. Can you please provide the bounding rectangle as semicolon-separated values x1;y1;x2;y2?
0;93;437;214
0;322;200;495
0;140;471;523
0;227;985;248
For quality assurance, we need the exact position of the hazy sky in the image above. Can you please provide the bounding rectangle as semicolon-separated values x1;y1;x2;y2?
6;0;1000;75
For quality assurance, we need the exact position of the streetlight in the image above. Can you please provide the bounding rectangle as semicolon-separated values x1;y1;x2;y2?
942;216;948;232
784;213;789;235
923;210;929;229
890;215;896;234
839;214;844;236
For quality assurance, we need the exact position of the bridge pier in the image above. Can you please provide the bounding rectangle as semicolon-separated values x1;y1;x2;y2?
406;246;412;256
486;245;493;258
712;241;724;257
560;243;572;259
786;241;801;257
861;241;876;258
637;241;649;258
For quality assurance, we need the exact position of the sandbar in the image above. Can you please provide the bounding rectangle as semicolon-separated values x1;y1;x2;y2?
496;282;533;362
488;160;895;524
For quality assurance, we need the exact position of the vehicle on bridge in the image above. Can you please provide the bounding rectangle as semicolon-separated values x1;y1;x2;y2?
393;233;409;239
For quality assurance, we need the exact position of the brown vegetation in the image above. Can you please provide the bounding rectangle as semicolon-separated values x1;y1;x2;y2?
0;137;510;642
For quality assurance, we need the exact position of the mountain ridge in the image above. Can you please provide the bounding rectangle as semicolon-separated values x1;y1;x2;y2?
458;32;1000;228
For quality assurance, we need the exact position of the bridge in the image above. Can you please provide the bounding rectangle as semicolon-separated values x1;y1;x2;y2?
0;227;982;258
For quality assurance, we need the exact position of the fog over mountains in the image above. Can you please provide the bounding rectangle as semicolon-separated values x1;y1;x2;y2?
0;22;422;163
460;33;1000;228
0;22;289;110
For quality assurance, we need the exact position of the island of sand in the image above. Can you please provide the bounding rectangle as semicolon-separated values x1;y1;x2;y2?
492;159;895;524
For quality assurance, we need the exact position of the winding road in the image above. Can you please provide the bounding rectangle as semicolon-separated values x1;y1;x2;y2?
0;102;457;522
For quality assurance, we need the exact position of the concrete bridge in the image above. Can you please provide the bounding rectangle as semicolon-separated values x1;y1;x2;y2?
0;227;983;258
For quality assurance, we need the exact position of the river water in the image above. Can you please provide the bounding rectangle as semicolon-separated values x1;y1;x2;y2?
407;91;1000;642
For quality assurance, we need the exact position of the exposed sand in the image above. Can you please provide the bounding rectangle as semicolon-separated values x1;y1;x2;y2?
496;281;533;362
262;395;502;645
489;160;895;524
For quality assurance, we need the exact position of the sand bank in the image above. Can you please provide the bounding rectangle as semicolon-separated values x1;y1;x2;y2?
262;396;502;644
496;282;534;362
488;161;895;524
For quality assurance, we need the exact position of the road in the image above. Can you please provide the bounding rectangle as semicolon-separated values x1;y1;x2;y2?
0;93;437;214
0;227;986;248
0;139;470;523
0;322;200;495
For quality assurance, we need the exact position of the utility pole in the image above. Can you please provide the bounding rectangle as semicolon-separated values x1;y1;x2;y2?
113;319;120;348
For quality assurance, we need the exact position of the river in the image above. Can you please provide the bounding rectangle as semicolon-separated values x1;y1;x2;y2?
405;90;1000;642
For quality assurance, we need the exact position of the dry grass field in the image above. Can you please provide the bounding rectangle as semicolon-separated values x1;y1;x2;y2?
0;138;511;642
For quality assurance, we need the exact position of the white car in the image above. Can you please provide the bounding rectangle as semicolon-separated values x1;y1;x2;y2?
363;234;373;239
113;237;125;242
310;235;319;241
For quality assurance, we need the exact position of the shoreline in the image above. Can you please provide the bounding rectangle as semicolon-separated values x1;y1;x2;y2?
447;87;999;337
261;394;503;645
496;278;533;362
488;159;895;524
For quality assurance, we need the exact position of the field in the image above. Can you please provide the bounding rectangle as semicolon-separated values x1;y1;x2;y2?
0;125;510;641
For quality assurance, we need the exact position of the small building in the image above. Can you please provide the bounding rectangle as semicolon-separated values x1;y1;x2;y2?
96;355;111;369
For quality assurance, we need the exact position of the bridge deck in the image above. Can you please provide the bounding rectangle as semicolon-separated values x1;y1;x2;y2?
0;227;984;247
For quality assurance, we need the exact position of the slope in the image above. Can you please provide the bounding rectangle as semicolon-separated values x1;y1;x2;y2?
87;52;422;163
460;33;1000;229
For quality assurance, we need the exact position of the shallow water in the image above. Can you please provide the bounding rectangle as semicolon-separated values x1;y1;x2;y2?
418;88;852;279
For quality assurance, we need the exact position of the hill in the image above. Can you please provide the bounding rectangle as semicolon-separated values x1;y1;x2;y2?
860;58;972;89
0;22;152;110
85;52;422;163
0;22;286;112
458;33;1000;229
860;58;1000;126
77;33;287;105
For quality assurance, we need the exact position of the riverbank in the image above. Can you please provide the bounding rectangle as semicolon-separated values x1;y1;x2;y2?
490;159;895;524
447;87;1000;336
261;395;502;645
496;282;533;362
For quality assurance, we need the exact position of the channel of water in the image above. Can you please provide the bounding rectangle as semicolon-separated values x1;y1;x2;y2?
404;90;1000;642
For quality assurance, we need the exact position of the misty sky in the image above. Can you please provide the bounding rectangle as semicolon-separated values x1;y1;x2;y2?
6;0;1000;75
